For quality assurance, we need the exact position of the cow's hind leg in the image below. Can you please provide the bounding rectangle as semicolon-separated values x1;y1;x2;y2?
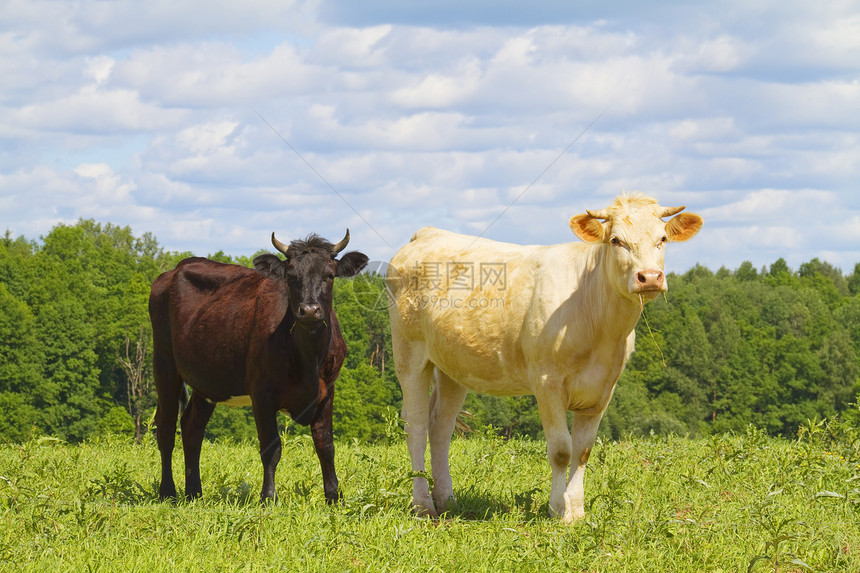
153;343;182;500
393;333;436;517
428;369;468;513
180;391;215;499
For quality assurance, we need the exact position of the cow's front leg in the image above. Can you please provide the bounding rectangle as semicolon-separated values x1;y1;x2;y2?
253;401;281;503
310;381;340;504
536;388;572;520
564;411;603;522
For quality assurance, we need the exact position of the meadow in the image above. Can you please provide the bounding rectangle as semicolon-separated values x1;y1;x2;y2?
2;411;859;573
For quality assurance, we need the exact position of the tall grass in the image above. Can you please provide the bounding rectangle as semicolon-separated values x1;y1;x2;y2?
1;415;858;572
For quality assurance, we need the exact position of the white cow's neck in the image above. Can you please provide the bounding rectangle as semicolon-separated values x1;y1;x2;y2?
591;243;645;336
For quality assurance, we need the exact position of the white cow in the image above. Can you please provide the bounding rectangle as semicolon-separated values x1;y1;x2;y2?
386;193;703;522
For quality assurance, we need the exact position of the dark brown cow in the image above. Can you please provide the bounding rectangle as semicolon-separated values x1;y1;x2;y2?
149;230;368;503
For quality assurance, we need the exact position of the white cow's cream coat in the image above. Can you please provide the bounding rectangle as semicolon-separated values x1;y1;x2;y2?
387;194;703;522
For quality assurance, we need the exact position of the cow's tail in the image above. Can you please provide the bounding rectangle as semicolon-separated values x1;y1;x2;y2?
178;383;190;415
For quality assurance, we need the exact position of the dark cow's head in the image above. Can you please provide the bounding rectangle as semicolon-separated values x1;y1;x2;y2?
253;229;368;328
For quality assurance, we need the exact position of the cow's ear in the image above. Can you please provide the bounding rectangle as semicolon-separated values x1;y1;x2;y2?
666;213;703;242
253;254;286;279
336;251;369;277
569;213;605;243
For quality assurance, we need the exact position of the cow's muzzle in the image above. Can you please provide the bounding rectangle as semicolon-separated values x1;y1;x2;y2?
293;303;327;332
632;269;666;293
297;303;324;322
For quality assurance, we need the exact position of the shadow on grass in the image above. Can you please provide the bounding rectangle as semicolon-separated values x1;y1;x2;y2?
86;468;261;507
434;486;550;522
85;463;158;505
84;468;551;523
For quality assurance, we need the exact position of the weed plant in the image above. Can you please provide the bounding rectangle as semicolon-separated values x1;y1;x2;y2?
1;410;859;572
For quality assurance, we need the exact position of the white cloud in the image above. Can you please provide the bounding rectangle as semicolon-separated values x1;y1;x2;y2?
0;163;155;240
1;0;313;55
1;0;859;273
175;121;240;155
312;25;392;67
86;55;114;85
392;62;482;108
702;189;838;222
669;117;731;140
111;41;328;108
671;35;748;73
13;85;187;134
807;14;860;61
74;162;134;199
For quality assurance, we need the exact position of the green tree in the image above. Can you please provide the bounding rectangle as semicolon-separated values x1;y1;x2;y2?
0;283;44;441
735;260;758;282
847;262;860;295
4;220;860;443
766;258;794;286
331;274;403;441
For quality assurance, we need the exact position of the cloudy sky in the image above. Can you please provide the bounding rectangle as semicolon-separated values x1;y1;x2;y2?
2;0;859;273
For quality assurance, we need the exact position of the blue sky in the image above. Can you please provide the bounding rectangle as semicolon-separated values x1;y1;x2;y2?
2;0;859;273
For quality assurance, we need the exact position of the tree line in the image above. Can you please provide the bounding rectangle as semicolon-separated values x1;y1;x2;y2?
1;220;858;443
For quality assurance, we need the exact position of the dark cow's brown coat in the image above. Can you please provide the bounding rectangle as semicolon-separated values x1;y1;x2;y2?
149;231;367;503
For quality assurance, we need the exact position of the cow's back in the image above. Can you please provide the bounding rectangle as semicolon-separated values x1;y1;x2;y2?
388;228;570;395
151;258;270;337
149;258;288;398
388;227;619;400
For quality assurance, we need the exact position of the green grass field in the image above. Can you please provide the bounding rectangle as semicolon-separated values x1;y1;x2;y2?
2;417;859;572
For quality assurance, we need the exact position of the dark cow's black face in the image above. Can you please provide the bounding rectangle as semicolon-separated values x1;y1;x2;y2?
253;231;368;328
284;247;337;325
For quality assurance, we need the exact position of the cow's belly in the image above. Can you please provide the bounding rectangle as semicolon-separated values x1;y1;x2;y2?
428;330;624;411
423;334;530;396
202;394;290;415
202;395;294;418
440;368;528;396
176;358;248;402
428;345;616;410
206;394;253;407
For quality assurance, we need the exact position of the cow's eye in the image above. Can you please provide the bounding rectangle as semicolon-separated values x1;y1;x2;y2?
610;236;621;246
661;235;668;243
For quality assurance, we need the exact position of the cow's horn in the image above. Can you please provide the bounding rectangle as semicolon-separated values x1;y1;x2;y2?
332;228;350;255
271;232;290;256
586;209;609;220
659;205;686;218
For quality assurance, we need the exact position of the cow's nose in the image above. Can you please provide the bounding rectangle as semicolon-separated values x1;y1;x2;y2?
635;269;664;291
298;303;323;320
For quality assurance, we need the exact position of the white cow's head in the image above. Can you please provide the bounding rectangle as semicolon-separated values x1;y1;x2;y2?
569;193;703;301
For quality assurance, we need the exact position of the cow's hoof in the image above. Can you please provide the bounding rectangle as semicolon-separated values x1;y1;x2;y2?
561;493;584;523
412;497;438;519
432;492;455;514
